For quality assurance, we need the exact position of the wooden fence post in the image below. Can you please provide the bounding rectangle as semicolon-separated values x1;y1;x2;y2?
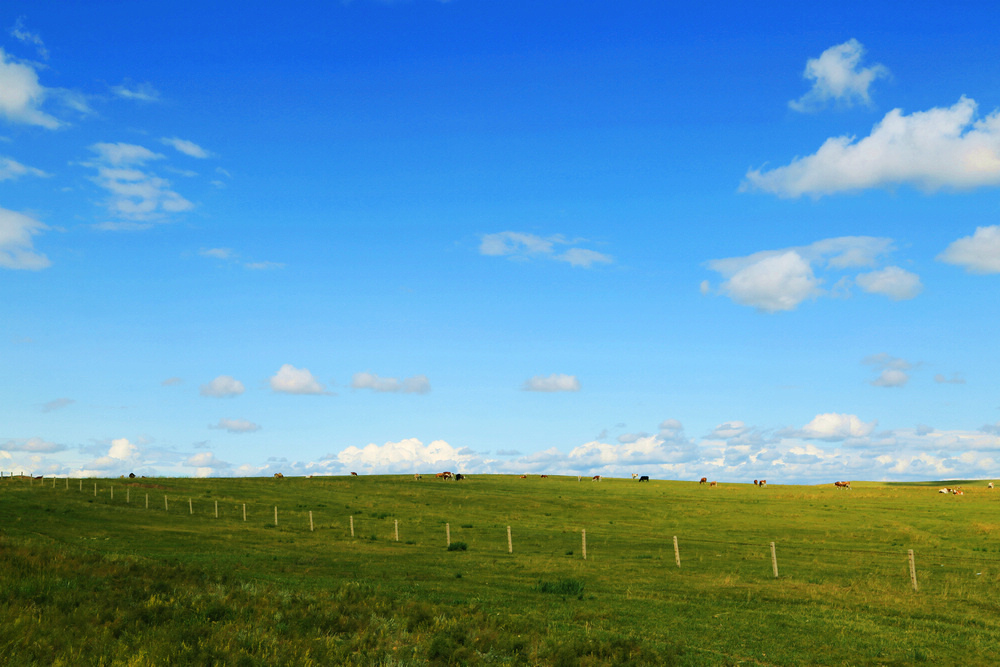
165;496;169;511
582;529;587;560
395;519;399;542
52;477;55;488
126;488;129;504
79;480;83;491
770;542;779;578
110;486;114;500
909;549;919;592
673;535;681;568
215;500;218;518
65;478;68;490
274;506;278;526
145;493;148;509
507;525;513;554
243;504;246;522
309;511;314;532
189;498;193;515
446;523;451;547
350;515;354;537
94;483;97;497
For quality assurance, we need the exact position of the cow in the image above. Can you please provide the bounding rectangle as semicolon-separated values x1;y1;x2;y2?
129;472;136;479
274;472;284;479
834;481;851;490
758;480;767;487
592;475;601;482
414;474;422;480
990;482;994;489
435;472;452;479
455;474;465;481
709;481;718;487
953;488;965;495
939;488;951;494
700;477;708;484
351;472;358;476
639;475;649;482
631;473;638;479
540;474;548;479
519;474;527;479
754;479;758;486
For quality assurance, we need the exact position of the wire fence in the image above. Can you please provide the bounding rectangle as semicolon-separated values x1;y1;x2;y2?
6;474;1000;595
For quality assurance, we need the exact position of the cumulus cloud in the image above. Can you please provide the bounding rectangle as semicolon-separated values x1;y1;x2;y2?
336;438;474;473
210;418;260;433
480;231;612;268
744;97;1000;197
161;137;211;159
522;374;581;392
0;47;60;128
938;225;1000;274
0;206;50;270
704;236;911;312
86;142;194;226
789;39;889;112
864;353;915;388
270;364;327;395
200;375;245;398
799;413;877;441
855;266;922;300
351;372;430;394
184;451;230;477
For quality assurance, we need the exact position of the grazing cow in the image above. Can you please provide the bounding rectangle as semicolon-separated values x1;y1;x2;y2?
455;473;465;481
990;482;994;489
540;474;548;479
939;488;951;494
631;473;638;479
351;472;358;476
414;474;422;480
592;475;601;482
639;475;649;482
758;480;767;487
953;488;964;495
274;472;284;479
129;472;136;479
700;477;708;484
834;481;851;490
435;472;451;479
754;480;758;486
709;481;718;487
519;474;527;479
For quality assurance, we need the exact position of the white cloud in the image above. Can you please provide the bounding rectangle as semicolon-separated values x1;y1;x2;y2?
86;142;194;225
855;266;922;300
522;374;581;392
480;231;612;268
0;437;65;453
270;364;327;395
789;39;889;112
705;236;916;312
864;353;914;388
938;225;1000;274
161;377;183;386
200;375;245;398
200;247;235;260
161;137;211;159
0;207;50;270
744;97;1000;197
10;18;48;60
111;80;160;102
0;47;60;128
209;418;260;433
0;156;47;181
351;372;431;394
934;373;965;385
336;438;474;473
799;413;877;441
184;451;230;474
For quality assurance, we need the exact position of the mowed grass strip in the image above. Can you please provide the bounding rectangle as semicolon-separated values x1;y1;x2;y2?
2;474;999;665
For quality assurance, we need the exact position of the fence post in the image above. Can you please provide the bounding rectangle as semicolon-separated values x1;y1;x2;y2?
507;525;513;554
446;523;451;547
80;480;83;491
165;496;169;511
145;493;148;509
909;549;919;591
126;488;129;504
215;500;218;518
52;477;56;488
243;504;246;522
65;478;68;490
770;542;779;578
110;486;114;501
582;529;587;560
189;498;193;515
673;535;681;568
274;506;278;526
94;483;97;497
350;515;354;537
310;511;314;532
395;519;399;542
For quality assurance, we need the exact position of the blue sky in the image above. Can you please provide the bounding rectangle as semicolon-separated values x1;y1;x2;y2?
2;0;999;482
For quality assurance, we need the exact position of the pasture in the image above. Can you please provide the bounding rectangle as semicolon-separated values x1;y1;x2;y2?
2;474;999;665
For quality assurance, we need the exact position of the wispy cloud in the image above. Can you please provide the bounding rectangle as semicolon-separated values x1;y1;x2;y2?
522;374;581;392
42;397;74;413
789;39;889;112
270;364;328;395
744;97;1000;197
0;206;50;270
111;80;160;103
0;156;47;181
351;372;431;394
0;47;60;128
864;353;915;388
480;231;612;268
209;418;260;433
86;142;194;227
161;137;212;159
9;17;48;60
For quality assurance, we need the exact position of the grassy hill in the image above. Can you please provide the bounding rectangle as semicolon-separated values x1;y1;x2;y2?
2;474;998;665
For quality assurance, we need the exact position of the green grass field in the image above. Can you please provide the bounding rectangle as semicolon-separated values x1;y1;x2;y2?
2;474;999;665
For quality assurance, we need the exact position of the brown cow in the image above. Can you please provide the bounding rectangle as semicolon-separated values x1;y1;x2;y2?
699;477;708;484
834;481;851;490
351;472;358;476
709;481;718;487
435;472;452;479
413;473;422;480
592;475;601;481
519;474;527;479
540;474;548;478
758;479;766;487
274;472;284;479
